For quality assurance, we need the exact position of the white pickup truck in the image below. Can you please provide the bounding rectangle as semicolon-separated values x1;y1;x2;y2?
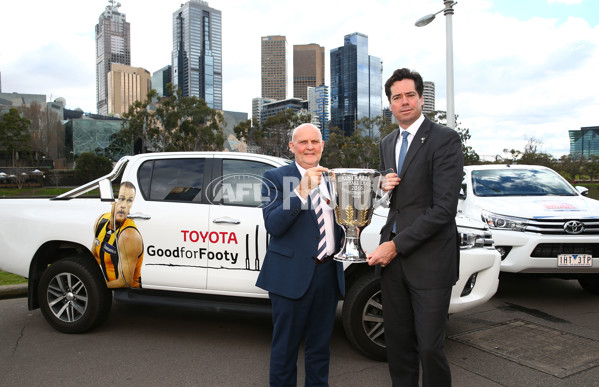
0;152;500;360
459;164;599;295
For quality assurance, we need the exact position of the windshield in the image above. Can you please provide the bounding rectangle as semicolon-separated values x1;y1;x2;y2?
471;168;578;197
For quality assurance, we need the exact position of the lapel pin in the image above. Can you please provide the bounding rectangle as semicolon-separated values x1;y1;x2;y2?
421;137;426;144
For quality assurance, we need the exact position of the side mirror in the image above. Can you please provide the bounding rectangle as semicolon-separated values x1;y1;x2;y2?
99;179;115;202
575;186;589;197
459;183;467;199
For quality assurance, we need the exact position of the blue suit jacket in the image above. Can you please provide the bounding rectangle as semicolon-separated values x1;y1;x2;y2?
256;162;345;300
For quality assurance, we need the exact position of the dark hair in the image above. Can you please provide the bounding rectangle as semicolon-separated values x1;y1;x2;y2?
384;68;424;102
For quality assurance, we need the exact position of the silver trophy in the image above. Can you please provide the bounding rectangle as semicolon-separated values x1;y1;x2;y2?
321;169;391;263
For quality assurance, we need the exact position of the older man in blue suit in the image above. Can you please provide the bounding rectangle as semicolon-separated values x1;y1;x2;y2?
256;123;345;387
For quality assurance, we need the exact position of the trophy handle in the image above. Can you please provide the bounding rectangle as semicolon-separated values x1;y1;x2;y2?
374;168;394;208
318;172;336;208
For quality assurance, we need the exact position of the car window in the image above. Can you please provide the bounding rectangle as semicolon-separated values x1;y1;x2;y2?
138;158;206;202
218;159;276;207
471;169;578;197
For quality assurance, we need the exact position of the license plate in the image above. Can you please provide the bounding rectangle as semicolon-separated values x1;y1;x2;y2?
557;254;593;267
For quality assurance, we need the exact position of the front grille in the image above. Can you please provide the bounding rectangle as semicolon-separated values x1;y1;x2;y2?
531;243;599;258
524;218;599;235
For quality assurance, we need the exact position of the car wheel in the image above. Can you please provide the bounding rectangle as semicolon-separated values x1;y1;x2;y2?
38;256;112;333
342;272;386;361
578;277;599;295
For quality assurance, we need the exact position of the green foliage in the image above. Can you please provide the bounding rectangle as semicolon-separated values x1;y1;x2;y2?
0;108;32;166
233;109;312;158
113;84;225;154
321;127;379;169
74;152;113;182
426;110;479;165
0;270;27;285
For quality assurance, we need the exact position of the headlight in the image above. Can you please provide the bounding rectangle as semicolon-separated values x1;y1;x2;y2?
459;229;494;249
481;210;528;231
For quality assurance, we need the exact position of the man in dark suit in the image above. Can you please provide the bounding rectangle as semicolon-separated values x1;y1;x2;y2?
256;123;345;386
367;68;463;386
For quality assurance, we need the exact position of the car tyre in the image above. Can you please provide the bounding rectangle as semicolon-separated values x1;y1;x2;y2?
342;272;387;361
578;277;599;295
38;256;112;333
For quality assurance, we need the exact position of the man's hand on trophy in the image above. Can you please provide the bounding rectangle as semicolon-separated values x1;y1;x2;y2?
298;166;329;199
381;172;400;192
366;241;397;268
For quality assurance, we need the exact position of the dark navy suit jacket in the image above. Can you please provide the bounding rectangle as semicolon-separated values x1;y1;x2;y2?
256;162;345;299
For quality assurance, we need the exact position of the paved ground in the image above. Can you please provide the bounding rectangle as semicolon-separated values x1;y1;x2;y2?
2;276;599;386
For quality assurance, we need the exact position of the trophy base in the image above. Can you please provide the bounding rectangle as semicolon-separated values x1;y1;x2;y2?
333;254;368;263
333;237;368;263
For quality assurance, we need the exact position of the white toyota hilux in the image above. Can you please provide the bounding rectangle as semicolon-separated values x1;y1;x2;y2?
0;152;500;360
459;164;599;295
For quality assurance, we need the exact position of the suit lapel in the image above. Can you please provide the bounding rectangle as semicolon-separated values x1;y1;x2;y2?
386;130;401;172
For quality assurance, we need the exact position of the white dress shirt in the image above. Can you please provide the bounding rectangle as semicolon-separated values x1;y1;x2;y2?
294;162;336;256
394;114;425;169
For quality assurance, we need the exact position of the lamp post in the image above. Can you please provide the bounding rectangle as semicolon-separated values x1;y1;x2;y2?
415;1;457;129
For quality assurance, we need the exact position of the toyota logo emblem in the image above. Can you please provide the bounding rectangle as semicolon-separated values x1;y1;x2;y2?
563;220;585;234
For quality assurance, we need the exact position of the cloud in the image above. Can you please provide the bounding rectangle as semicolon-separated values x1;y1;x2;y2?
0;0;597;159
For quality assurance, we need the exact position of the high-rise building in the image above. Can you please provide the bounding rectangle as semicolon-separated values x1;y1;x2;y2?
307;86;329;138
172;0;222;110
95;1;131;116
293;44;325;100
107;64;151;116
330;32;382;137
261;98;308;121
570;126;599;158
152;65;173;98
423;81;435;114
261;35;287;101
252;97;277;126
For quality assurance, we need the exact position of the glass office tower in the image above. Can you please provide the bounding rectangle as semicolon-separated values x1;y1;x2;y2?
172;0;222;110
570;127;599;159
330;32;382;137
95;1;131;116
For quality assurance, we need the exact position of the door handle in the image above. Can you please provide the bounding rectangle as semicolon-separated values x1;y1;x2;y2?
213;217;241;225
128;212;151;220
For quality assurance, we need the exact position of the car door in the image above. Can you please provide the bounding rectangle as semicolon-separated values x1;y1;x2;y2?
129;156;211;291
205;156;281;295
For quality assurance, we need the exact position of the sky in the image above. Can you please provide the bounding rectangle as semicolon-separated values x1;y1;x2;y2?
1;0;598;160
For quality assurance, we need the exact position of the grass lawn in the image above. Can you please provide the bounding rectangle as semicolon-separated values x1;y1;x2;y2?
0;271;27;285
0;186;74;197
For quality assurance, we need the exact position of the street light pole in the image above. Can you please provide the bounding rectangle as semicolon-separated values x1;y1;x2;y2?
415;1;457;129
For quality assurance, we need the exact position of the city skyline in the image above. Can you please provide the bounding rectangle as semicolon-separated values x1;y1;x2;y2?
1;0;598;159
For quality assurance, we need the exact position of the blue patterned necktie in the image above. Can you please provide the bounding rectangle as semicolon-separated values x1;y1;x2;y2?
397;130;409;174
311;190;327;260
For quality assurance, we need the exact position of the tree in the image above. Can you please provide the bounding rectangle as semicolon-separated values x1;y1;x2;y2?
74;152;113;182
0;108;31;167
251;109;312;157
426;110;479;165
114;83;225;155
321;126;379;169
518;137;555;167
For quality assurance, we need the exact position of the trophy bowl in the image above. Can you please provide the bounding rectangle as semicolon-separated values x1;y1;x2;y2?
322;169;387;262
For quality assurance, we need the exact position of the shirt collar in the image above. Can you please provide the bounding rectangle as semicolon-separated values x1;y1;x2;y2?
400;114;425;138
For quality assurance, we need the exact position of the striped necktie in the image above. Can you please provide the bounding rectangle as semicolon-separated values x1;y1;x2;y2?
311;190;327;260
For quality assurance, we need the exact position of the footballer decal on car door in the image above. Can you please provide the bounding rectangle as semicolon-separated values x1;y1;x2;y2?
91;181;144;288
